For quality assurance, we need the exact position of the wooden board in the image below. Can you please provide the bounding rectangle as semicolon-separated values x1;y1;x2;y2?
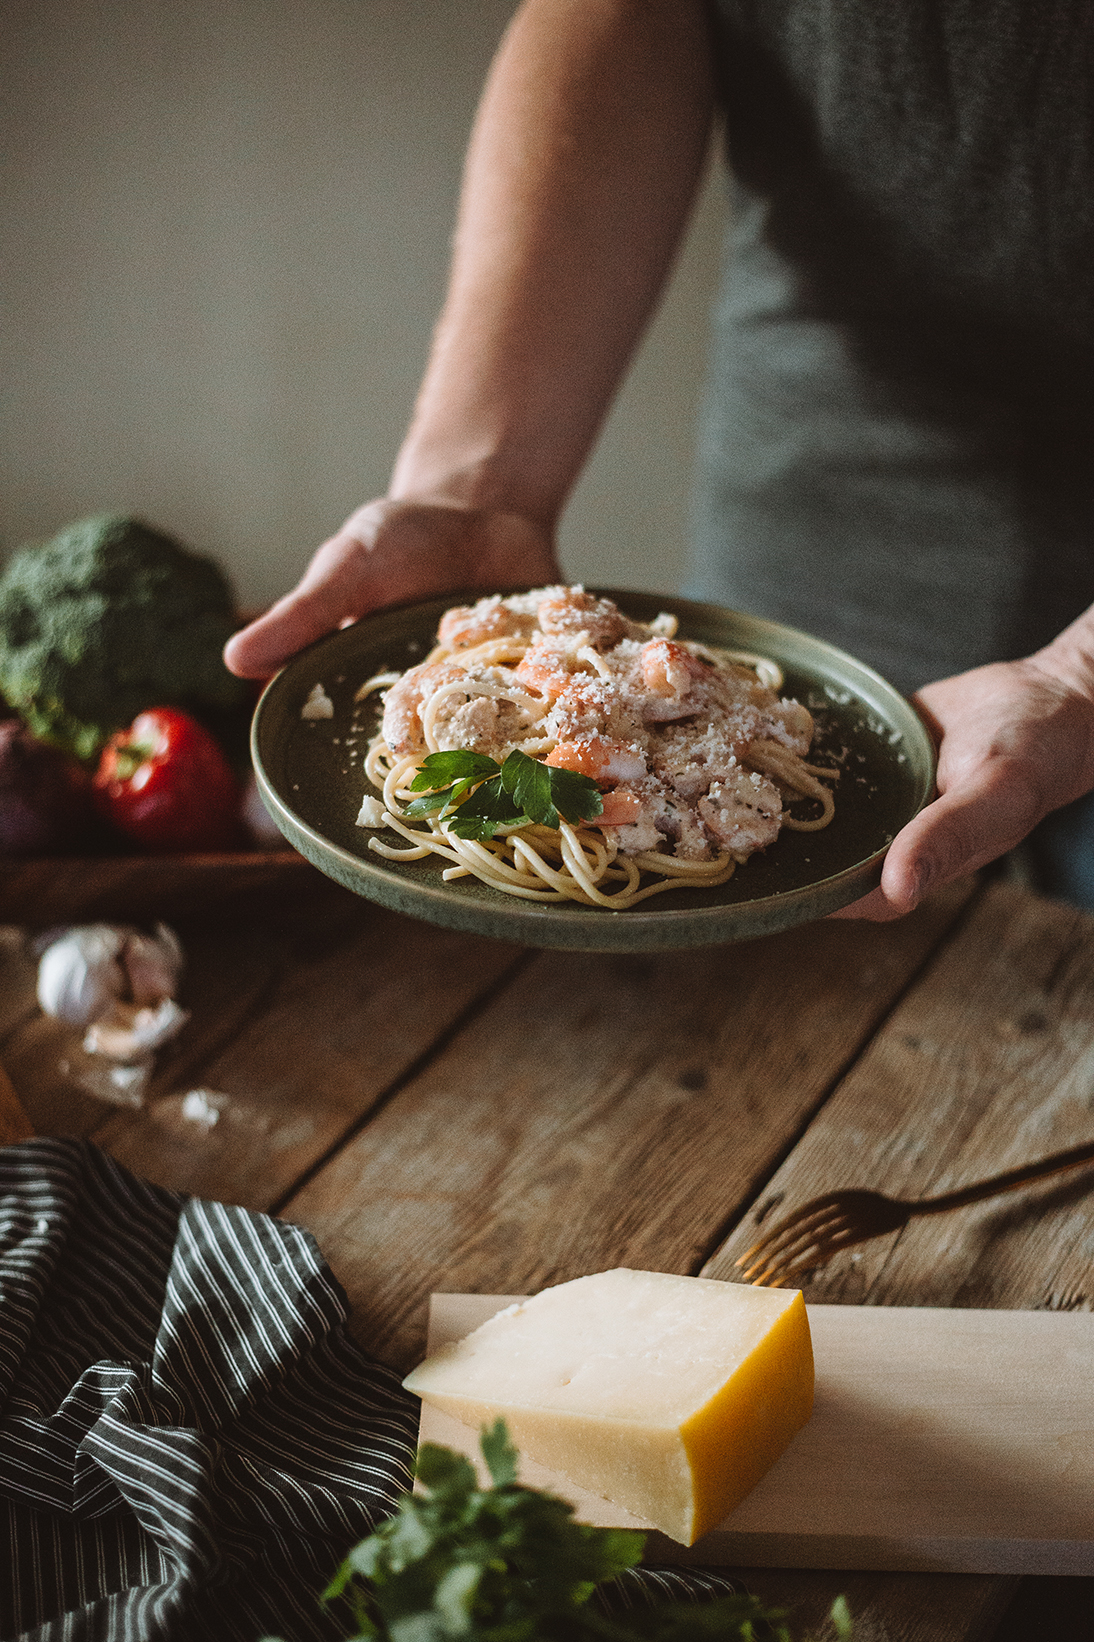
419;1293;1094;1576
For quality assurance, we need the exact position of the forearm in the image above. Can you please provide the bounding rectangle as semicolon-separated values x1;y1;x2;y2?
224;2;715;677
390;0;717;523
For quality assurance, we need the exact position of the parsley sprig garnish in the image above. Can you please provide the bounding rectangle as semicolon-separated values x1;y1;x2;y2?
291;1421;852;1642
403;749;603;840
264;1422;851;1642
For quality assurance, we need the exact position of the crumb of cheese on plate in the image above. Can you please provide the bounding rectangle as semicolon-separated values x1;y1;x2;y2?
355;794;386;828
301;683;334;719
403;1267;813;1545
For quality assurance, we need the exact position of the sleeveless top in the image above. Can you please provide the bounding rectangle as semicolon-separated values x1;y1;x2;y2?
688;1;1094;694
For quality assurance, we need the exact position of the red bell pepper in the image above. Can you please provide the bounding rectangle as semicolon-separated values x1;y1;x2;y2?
94;707;243;852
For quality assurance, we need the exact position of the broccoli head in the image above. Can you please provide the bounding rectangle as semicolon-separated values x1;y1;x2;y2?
0;514;252;761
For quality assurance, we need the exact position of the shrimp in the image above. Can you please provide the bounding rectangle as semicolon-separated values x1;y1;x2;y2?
383;658;539;759
513;638;579;701
544;736;647;785
640;638;815;757
592;781;666;853
634;639;713;723
433;692;538;760
372;585;828;883
547;676;646;745
436;595;539;651
700;665;814;755
596;786;646;826
536;588;634;648
381;659;470;755
640;639;708;697
595;779;712;859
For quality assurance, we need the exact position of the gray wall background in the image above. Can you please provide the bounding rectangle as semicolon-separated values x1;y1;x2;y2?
2;0;726;609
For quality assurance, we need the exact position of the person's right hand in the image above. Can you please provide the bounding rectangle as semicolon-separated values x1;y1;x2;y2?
223;498;561;679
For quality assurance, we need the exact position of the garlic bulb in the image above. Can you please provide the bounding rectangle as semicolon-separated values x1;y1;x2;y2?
36;922;185;1027
36;925;128;1026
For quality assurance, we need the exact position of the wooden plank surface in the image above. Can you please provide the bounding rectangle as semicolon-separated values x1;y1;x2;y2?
0;878;368;1132
1;913;296;1138
280;883;974;1373
5;876;1057;1642
706;883;1094;1309
271;882;992;1642
1;901;523;1205
0;850;316;927
0;927;38;1038
0;1061;33;1144
96;905;524;1206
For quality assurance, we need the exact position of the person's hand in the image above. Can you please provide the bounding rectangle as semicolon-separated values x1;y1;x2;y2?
223;499;561;679
831;653;1094;920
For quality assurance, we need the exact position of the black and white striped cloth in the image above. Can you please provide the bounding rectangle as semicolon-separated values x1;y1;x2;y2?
0;1139;742;1640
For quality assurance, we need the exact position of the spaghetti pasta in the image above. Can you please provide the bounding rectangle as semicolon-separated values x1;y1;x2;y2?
354;588;836;910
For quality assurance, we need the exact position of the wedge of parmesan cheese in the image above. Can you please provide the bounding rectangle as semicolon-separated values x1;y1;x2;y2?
403;1268;813;1545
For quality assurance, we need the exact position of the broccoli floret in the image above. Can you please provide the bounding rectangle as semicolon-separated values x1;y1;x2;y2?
0;514;252;761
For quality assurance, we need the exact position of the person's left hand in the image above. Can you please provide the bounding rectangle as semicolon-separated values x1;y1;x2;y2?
831;653;1094;920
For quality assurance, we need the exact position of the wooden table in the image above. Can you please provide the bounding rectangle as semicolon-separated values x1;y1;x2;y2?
3;869;1093;1641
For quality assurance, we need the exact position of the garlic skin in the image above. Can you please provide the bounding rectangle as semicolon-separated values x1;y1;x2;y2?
83;997;190;1062
36;925;128;1026
122;923;184;1005
180;1088;227;1129
36;922;185;1027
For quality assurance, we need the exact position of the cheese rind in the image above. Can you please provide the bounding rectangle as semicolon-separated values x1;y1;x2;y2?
403;1268;813;1544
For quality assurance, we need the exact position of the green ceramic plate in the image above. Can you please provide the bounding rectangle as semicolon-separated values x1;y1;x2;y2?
252;590;936;952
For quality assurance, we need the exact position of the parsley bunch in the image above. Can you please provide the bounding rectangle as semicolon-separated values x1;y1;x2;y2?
402;749;603;841
269;1422;852;1642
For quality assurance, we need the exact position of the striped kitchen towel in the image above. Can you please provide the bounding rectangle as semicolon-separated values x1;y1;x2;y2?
0;1139;741;1641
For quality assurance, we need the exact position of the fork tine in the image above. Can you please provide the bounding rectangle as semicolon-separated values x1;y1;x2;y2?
753;1221;847;1274
742;1232;840;1285
736;1197;841;1261
735;1199;847;1280
739;1236;835;1284
745;1217;881;1286
738;1237;830;1283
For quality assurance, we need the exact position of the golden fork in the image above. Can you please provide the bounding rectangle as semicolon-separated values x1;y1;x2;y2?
736;1138;1094;1286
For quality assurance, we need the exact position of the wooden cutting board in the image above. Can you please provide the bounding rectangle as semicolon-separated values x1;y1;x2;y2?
419;1293;1094;1575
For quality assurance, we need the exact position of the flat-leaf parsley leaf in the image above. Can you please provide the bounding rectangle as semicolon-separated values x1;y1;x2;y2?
404;750;501;819
401;748;602;840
